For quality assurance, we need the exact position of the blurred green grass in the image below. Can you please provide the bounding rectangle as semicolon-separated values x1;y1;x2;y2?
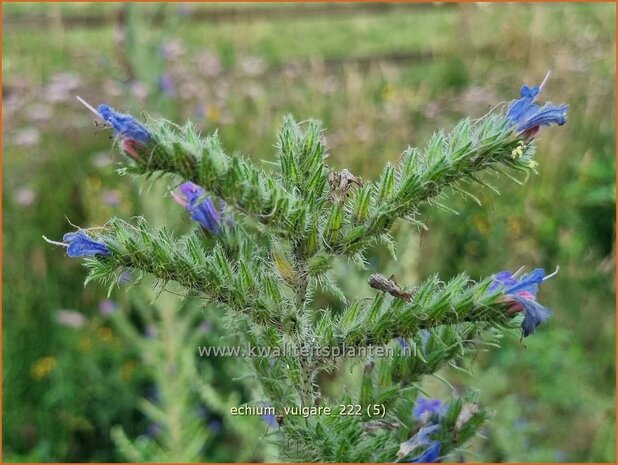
3;2;615;462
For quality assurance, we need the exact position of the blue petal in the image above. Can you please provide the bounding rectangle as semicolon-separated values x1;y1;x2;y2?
506;268;545;296
410;441;441;463
179;182;206;205
517;104;568;132
176;182;227;234
189;197;222;234
508;294;553;337
520;84;540;99
413;398;443;421
62;231;80;242
65;230;111;257
97;104;151;143
489;271;518;292
506;80;568;134
401;424;440;458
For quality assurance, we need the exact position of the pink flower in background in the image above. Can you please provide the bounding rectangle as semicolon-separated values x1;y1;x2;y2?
14;187;37;206
56;309;87;328
98;299;117;316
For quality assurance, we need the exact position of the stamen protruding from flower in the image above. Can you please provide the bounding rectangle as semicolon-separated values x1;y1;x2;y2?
538;70;551;92
512;265;526;278
543;265;560;281
44;230;111;257
76;95;101;118
42;235;68;248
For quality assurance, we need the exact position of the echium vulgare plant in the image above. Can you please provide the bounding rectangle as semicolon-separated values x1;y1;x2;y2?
47;73;568;462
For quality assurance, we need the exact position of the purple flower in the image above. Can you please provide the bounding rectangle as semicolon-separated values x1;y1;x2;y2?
409;441;441;463
506;72;568;137
14;187;37;206
99;299;117;316
172;182;228;234
158;73;176;97
261;403;278;428
97;104;151;143
413;398;443;421
490;268;555;337
45;230;110;257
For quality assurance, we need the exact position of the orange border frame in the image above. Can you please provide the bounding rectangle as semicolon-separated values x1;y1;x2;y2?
0;1;615;464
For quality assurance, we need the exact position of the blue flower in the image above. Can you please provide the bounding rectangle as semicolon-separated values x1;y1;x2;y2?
490;268;555;337
61;230;111;257
506;73;568;136
413;397;443;421
261;402;279;428
409;441;441;463
172;182;228;234
398;424;440;462
399;399;444;462
97;104;151;143
42;230;110;257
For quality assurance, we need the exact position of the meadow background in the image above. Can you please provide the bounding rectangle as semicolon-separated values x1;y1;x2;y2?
2;2;616;462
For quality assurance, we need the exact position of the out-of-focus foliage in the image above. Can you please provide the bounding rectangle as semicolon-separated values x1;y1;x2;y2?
3;2;615;462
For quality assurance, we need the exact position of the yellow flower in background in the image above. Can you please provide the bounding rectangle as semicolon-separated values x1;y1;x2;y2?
79;336;93;352
507;216;523;238
31;356;57;380
473;214;490;235
97;326;114;343
382;83;397;102
207;104;221;123
87;176;102;191
121;360;136;381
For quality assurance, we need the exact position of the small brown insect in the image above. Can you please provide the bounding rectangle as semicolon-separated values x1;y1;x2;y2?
329;168;363;205
367;273;412;302
275;414;285;427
